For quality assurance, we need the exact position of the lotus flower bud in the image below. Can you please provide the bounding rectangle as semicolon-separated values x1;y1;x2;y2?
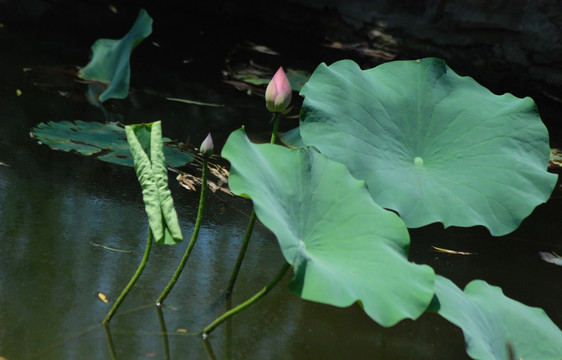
200;133;214;156
265;67;292;113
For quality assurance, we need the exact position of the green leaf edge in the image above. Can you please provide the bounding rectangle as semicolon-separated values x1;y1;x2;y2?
78;9;153;102
432;275;562;360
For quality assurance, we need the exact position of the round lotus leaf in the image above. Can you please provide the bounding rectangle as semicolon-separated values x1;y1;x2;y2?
299;58;557;236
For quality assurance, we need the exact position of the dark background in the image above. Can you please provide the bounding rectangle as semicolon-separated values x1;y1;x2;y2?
2;0;561;143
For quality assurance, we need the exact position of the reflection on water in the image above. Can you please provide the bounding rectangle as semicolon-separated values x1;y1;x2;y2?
1;151;467;359
1;8;561;360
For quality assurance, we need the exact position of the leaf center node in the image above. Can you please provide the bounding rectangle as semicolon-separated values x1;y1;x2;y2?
413;156;424;166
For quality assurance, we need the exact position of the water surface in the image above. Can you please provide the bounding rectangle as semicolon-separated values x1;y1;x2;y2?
1;6;561;359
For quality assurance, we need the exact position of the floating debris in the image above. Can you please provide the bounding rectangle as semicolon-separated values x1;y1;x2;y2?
97;292;109;304
549;148;562;169
432;246;475;255
176;162;232;195
166;97;224;108
539;251;562;266
89;241;133;253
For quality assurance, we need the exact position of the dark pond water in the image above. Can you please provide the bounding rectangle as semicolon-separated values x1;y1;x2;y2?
1;4;561;360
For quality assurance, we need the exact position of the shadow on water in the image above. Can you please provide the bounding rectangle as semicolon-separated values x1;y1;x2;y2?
0;2;561;359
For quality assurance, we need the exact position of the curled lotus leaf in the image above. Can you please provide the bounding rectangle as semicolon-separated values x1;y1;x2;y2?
432;275;562;360
222;128;435;327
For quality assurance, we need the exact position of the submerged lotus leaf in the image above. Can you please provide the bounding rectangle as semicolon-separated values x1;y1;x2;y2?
432;276;562;360
299;58;558;236
78;9;152;102
31;120;193;167
221;128;435;326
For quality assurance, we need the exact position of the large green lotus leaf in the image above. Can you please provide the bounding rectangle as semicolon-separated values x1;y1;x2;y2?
126;121;183;245
221;128;435;326
78;9;152;102
432;275;562;360
299;58;558;236
31;120;194;168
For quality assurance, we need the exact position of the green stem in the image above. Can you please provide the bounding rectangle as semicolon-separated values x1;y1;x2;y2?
155;306;171;360
103;230;153;325
225;295;232;360
203;261;291;336
226;113;281;295
156;156;209;305
225;210;256;295
103;324;117;360
270;113;280;144
202;337;218;360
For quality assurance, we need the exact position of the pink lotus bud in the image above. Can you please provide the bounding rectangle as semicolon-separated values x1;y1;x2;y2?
200;133;214;156
265;67;292;113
